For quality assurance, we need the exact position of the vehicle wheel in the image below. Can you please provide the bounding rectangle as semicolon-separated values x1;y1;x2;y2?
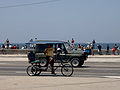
26;65;37;76
79;60;84;66
61;64;73;77
71;58;80;67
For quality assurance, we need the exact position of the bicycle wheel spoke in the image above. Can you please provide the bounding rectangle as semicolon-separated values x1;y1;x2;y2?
61;64;73;77
26;65;37;76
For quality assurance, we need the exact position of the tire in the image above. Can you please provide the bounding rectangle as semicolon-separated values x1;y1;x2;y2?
26;65;37;76
61;64;73;77
71;58;80;67
79;60;84;66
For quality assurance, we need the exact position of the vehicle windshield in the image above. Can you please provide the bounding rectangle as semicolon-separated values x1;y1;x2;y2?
64;42;84;54
64;42;72;53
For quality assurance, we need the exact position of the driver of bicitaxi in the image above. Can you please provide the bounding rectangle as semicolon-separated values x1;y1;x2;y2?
44;44;55;74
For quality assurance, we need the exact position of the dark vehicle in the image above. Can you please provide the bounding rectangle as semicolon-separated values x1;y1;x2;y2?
28;40;88;67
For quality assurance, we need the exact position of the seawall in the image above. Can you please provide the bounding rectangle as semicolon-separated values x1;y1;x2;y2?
0;49;31;54
0;49;119;55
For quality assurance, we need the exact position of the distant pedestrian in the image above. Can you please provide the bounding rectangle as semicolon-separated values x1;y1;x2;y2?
78;44;81;48
1;44;5;54
117;47;119;55
91;40;96;55
114;44;119;55
6;38;10;49
91;44;94;55
71;38;74;44
67;40;70;44
97;44;102;55
112;46;116;55
70;38;75;49
106;44;110;55
16;44;19;49
92;40;96;49
2;44;5;49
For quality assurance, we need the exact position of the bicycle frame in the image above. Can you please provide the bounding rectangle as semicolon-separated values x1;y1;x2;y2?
26;54;74;76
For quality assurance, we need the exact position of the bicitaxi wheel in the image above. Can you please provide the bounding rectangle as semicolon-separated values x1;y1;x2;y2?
61;64;73;77
26;65;37;76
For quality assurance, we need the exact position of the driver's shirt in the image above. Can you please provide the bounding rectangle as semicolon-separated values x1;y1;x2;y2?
44;48;54;57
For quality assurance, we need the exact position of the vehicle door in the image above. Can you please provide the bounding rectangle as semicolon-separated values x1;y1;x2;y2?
56;43;69;62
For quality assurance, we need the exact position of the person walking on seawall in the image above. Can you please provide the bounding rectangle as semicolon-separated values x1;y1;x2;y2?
91;44;94;55
91;40;96;55
44;44;55;74
2;44;5;49
1;44;5;54
112;46;116;55
117;47;119;55
70;38;75;49
106;44;110;55
97;44;102;55
92;40;96;48
114;44;119;55
6;38;10;49
71;38;74;44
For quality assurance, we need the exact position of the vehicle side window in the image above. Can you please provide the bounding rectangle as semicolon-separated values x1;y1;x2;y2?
35;44;48;53
57;44;67;54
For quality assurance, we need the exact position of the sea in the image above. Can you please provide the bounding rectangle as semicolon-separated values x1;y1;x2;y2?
79;43;120;49
0;42;120;49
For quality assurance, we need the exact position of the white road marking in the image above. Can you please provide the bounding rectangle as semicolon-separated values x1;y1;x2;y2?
15;71;25;73
103;76;120;79
0;63;8;65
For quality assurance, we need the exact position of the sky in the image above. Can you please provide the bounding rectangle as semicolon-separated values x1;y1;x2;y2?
0;0;120;43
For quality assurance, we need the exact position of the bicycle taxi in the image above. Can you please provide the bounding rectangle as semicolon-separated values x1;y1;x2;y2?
26;40;87;76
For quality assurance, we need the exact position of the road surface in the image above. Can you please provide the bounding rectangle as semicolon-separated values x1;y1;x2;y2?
0;56;120;90
0;60;120;78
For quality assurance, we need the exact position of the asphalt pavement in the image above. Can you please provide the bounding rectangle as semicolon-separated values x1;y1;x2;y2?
0;55;120;90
